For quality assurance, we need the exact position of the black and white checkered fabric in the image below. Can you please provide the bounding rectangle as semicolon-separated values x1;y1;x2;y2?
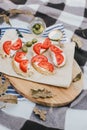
0;0;87;130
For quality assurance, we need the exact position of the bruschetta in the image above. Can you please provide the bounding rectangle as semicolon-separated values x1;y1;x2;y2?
50;44;66;67
12;51;32;77
33;38;51;55
31;54;54;75
1;38;22;58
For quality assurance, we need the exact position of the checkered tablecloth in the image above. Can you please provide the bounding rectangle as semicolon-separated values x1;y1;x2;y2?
0;0;87;130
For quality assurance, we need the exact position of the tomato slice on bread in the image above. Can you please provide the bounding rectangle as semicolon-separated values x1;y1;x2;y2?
33;43;42;54
3;41;12;55
41;38;51;49
55;53;65;65
38;61;54;72
14;51;26;63
19;59;29;72
11;38;22;50
50;44;63;54
31;55;48;63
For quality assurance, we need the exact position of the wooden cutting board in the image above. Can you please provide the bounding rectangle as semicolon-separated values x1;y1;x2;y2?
5;61;83;107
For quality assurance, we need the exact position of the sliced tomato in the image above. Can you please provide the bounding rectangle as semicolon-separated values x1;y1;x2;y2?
55;53;64;65
11;38;22;50
50;44;63;54
38;61;54;72
19;59;29;72
41;38;51;49
14;51;26;63
3;41;12;55
31;55;48;63
33;43;42;54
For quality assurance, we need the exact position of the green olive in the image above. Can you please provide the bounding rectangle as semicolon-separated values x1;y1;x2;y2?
32;38;38;44
26;41;32;47
32;23;44;35
22;45;28;52
33;24;40;30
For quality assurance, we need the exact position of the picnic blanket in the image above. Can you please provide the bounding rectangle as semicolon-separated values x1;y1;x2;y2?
0;0;87;130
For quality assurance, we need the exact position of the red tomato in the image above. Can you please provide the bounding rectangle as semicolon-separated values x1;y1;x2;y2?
14;51;26;63
31;55;48;63
11;38;22;50
33;43;42;54
50;44;63;54
55;53;64;65
3;41;12;55
19;59;29;72
41;38;51;49
38;61;54;72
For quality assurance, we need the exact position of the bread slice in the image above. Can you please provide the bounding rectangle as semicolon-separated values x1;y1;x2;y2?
0;29;19;58
50;51;66;67
32;62;54;75
48;29;63;41
12;58;33;77
32;43;46;55
0;43;15;58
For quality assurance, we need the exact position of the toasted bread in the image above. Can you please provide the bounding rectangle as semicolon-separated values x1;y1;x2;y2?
50;51;66;67
12;58;33;77
0;29;19;58
48;29;63;41
32;62;54;75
